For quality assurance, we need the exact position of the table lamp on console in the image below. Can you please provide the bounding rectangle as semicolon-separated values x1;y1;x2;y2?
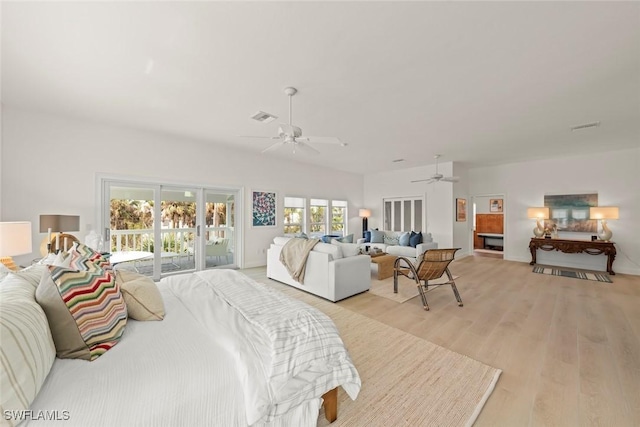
527;207;549;238
589;206;619;242
0;221;33;271
39;214;80;255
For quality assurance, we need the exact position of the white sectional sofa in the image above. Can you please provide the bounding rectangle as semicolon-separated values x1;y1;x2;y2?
267;237;371;302
357;231;438;260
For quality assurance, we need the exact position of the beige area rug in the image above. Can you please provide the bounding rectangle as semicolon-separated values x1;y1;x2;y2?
260;279;502;427
369;274;460;303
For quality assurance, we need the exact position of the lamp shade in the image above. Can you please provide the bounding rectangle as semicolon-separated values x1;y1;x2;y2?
589;206;619;220
527;207;549;220
358;209;371;218
0;221;33;256
39;215;80;232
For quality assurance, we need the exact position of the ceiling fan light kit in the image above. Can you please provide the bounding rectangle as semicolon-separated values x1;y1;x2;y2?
242;87;345;154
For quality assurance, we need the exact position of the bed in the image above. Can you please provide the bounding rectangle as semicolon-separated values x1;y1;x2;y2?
0;259;361;427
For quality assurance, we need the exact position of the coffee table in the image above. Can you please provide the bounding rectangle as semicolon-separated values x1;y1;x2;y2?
370;254;397;280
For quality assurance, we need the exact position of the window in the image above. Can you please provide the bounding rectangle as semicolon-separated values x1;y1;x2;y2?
284;196;305;235
331;200;347;236
310;199;328;235
383;197;423;231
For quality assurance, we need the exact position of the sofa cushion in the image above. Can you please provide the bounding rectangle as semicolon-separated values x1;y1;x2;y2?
383;235;399;245
331;240;360;257
422;232;433;243
0;274;56;423
386;245;420;258
398;232;411;246
274;236;293;246
312;242;343;260
36;266;128;361
335;233;354;243
409;231;423;248
370;230;385;244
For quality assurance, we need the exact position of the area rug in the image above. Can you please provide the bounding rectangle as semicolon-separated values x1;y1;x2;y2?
532;266;612;283
260;279;502;427
369;274;460;303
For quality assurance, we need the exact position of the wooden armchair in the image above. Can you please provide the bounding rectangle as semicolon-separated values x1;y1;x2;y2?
393;248;463;311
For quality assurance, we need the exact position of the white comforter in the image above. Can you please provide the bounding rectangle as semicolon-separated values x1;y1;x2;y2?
25;269;360;426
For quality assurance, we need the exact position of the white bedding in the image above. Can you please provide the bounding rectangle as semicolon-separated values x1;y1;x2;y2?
24;269;360;426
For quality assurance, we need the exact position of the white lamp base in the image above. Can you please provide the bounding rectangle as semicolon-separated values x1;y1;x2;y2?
598;220;613;242
533;219;545;238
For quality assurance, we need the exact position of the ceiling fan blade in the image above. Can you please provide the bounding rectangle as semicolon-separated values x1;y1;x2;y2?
298;136;344;145
294;141;320;155
240;135;279;139
261;141;285;153
441;176;460;182
411;178;436;184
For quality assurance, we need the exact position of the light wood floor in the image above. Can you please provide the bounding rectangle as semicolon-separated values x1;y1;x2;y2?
242;256;640;426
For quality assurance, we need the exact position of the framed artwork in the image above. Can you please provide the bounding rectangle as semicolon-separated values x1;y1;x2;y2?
456;198;467;222
251;190;277;227
490;198;503;213
544;193;597;232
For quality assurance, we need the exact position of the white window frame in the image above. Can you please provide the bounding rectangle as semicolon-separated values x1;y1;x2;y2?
383;196;424;231
309;198;328;236
331;200;348;236
283;196;306;235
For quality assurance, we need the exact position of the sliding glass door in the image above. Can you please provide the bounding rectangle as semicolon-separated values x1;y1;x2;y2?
102;178;239;280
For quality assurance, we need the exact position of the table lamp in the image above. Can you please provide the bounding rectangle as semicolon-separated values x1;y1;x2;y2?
527;207;549;238
0;221;33;271
589;206;619;242
39;214;80;254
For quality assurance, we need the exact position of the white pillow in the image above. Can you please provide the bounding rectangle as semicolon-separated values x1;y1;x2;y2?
331;239;361;257
313;242;343;260
0;275;56;424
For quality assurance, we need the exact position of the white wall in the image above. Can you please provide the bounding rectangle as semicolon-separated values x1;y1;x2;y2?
1;107;364;268
468;148;640;275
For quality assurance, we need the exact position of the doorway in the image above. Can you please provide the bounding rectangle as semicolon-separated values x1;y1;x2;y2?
471;195;505;259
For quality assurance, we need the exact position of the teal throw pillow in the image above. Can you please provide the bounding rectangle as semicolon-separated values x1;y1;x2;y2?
370;230;385;244
398;232;411;246
336;234;354;243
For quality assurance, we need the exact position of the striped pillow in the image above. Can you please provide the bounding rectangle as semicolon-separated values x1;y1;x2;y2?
0;275;56;426
36;266;127;361
68;241;112;272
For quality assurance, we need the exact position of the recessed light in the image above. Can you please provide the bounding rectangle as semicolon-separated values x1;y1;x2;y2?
392;159;405;163
571;121;600;131
250;111;278;123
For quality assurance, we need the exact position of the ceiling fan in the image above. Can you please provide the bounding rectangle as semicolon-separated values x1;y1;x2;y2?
411;155;460;184
241;87;346;154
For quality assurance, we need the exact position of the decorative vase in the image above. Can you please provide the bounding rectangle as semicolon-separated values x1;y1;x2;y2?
533;219;545;238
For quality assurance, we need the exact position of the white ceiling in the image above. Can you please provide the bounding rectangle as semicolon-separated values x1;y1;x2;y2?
2;1;639;175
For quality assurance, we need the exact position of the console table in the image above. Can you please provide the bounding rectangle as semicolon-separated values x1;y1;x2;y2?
529;238;616;275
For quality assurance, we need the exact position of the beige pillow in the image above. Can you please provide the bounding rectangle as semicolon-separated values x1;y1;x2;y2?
115;270;165;321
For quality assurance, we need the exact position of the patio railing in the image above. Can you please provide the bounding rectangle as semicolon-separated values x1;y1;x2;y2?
110;227;233;254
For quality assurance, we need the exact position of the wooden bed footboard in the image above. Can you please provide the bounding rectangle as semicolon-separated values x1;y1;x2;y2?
322;387;338;422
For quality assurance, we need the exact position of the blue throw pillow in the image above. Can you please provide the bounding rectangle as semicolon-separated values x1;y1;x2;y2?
370;230;385;244
398;232;410;247
364;231;371;243
409;231;423;248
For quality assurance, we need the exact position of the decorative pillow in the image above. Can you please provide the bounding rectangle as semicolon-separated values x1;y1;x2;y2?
11;264;48;291
0;262;12;281
398;232;411;247
336;233;354;243
36;266;127;361
363;230;371;243
0;275;56;422
68;241;112;272
409;231;423;248
423;232;433;243
383;235;399;246
370;230;385;244
115;270;165;321
331;240;360;257
295;232;308;239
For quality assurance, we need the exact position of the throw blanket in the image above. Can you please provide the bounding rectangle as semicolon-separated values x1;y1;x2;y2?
279;238;320;283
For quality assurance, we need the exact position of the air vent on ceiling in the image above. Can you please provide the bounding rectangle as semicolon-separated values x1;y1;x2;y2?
250;111;278;123
571;121;600;131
